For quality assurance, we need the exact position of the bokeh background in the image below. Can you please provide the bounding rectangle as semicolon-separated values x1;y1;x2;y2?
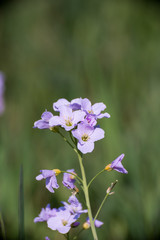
0;0;160;239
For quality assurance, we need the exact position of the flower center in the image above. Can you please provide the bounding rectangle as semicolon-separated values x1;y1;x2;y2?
65;117;73;126
88;110;94;114
81;133;90;142
62;220;68;226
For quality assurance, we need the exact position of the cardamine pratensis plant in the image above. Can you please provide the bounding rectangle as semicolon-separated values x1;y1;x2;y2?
33;98;128;240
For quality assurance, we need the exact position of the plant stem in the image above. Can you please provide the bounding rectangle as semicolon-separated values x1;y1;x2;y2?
94;192;109;222
76;150;98;240
88;169;105;189
0;211;6;240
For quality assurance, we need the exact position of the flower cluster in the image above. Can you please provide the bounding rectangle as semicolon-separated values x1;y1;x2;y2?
34;195;87;234
34;98;128;240
34;98;110;154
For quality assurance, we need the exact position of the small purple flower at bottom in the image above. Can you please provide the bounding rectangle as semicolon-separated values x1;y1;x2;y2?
33;111;53;129
34;204;57;223
36;170;59;193
105;154;128;174
83;217;103;229
62;169;76;189
61;195;88;216
45;237;50;240
47;208;78;234
72;123;104;154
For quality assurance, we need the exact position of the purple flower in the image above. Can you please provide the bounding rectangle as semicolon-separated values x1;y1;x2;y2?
72;123;105;154
45;237;50;240
86;217;104;228
34;111;53;129
0;72;5;115
80;98;110;119
53;98;70;112
47;208;78;234
36;170;59;193
34;204;57;223
105;154;128;174
49;105;86;131
61;195;87;216
62;169;76;189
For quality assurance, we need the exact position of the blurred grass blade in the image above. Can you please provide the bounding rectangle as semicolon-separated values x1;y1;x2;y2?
0;210;6;240
19;165;25;240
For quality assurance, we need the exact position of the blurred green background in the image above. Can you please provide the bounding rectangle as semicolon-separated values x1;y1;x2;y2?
0;0;160;239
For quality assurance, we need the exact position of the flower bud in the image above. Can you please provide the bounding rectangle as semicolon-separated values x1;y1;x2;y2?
83;222;90;229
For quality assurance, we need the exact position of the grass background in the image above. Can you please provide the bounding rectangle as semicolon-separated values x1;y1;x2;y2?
0;0;160;239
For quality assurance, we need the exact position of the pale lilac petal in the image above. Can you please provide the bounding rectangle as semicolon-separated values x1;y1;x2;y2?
70;98;82;110
49;116;62;127
77;142;94;154
33;120;50;129
94;219;104;228
41;111;53;120
59;105;73;118
111;154;125;168
81;98;92;112
111;154;128;174
53;98;70;111
47;217;62;230
36;174;44;181
57;226;71;234
72;110;86;124
92;103;106;115
97;112;111;119
90;128;105;142
41;170;54;178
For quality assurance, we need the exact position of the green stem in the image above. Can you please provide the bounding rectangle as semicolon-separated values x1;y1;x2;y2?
88;169;105;189
94;180;118;222
94;192;109;222
58;131;75;150
76;150;98;240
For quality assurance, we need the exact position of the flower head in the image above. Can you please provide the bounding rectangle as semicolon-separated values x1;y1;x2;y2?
61;195;87;216
36;170;59;193
62;169;76;190
34;111;53;129
72;123;104;154
34;204;57;223
105;154;128;174
49;105;86;131
47;208;78;234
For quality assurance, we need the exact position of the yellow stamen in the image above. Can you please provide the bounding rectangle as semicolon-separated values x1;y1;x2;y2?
81;133;90;142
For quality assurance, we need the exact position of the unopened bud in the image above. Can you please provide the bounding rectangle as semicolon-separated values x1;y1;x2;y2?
83;222;90;229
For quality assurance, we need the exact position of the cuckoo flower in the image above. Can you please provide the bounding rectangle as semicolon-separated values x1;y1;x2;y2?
72;123;105;154
36;170;59;193
61;195;88;216
47;208;78;234
49;105;86;131
80;98;110;119
105;154;128;174
53;98;82;112
0;72;5;115
34;111;53;129
34;204;57;223
63;169;76;190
